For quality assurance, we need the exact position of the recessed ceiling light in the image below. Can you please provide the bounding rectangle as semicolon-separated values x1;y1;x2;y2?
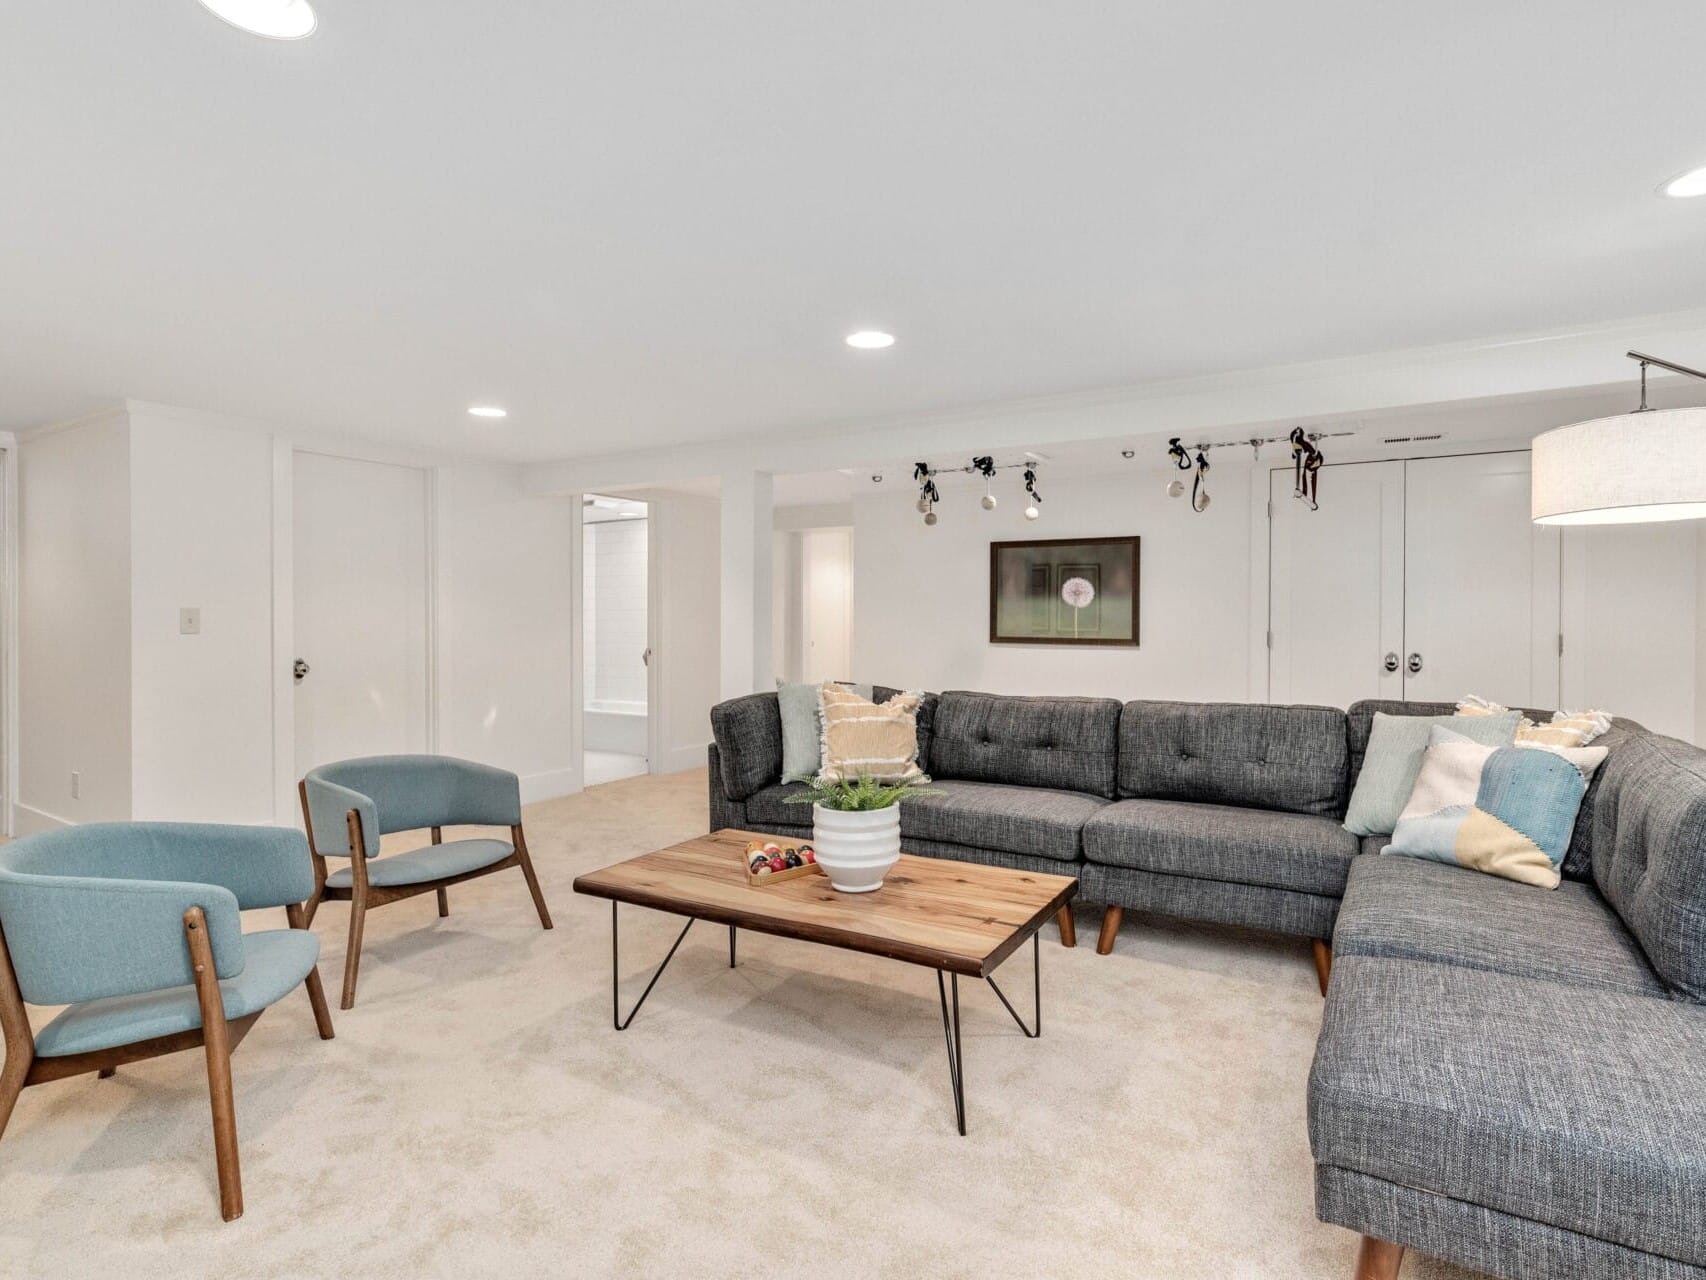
468;405;507;419
1660;165;1706;199
846;330;896;350
197;0;318;40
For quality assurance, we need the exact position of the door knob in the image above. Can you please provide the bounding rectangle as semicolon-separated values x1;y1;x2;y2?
1383;652;1399;673
1407;652;1423;675
641;647;653;668
293;658;310;683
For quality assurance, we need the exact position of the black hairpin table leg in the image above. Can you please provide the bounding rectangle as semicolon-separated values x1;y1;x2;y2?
985;931;1041;1038
937;970;965;1136
729;925;737;968
612;902;695;1030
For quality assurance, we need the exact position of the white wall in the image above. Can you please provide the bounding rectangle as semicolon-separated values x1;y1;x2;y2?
15;406;585;829
1563;524;1698;741
17;413;132;831
129;408;276;822
435;465;578;802
854;468;1253;702
854;451;1702;742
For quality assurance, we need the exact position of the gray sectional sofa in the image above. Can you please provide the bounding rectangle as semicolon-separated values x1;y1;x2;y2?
708;687;1706;1280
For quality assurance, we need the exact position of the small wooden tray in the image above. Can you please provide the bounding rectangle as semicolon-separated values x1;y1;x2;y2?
741;839;824;887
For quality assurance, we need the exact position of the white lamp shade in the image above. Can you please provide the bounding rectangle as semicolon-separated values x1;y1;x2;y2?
1531;407;1706;525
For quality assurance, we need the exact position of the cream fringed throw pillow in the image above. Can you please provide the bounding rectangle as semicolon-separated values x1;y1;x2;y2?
1456;696;1612;748
816;683;926;784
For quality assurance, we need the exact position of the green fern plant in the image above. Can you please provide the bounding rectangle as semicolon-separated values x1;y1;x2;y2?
782;774;938;812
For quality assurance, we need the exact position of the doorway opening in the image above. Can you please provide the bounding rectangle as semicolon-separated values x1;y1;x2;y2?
582;494;651;786
773;525;853;685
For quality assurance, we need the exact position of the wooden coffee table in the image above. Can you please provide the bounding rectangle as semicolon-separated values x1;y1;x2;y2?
572;828;1078;1134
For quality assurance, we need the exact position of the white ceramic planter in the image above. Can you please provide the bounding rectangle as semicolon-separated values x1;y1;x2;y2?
811;804;902;893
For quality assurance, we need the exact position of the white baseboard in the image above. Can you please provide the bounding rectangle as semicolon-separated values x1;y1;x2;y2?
13;803;72;836
656;742;711;775
519;766;580;805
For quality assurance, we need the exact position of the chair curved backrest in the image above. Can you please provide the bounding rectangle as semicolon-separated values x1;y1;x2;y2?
301;755;522;858
0;823;312;1007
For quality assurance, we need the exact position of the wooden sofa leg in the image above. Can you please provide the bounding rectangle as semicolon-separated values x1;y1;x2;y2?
1056;907;1076;948
1312;938;1332;997
1354;1235;1404;1279
436;887;450;918
1096;905;1124;955
98;1067;117;1079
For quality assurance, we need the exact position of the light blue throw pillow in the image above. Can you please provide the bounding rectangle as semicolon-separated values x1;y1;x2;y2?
1343;710;1520;836
778;681;872;783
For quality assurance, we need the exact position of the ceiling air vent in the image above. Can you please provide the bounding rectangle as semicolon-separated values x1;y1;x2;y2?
1381;432;1444;445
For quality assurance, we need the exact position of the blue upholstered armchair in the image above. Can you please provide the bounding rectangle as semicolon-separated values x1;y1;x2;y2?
299;755;553;1009
0;822;333;1222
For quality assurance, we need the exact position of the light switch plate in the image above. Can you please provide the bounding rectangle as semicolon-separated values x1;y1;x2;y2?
179;607;201;636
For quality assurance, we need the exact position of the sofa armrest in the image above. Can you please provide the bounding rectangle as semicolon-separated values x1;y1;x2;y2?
707;743;750;832
709;692;783;801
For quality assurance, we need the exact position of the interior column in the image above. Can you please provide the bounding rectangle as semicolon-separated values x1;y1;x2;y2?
719;469;774;699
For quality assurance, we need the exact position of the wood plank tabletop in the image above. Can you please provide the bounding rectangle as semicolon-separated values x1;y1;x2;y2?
572;829;1078;977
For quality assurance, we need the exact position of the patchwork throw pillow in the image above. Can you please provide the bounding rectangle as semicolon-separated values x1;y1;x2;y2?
1384;725;1588;888
1516;739;1609;784
817;683;926;784
1344;709;1521;836
777;680;872;783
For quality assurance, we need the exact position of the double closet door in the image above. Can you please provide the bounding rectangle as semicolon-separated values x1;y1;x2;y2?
1269;451;1560;710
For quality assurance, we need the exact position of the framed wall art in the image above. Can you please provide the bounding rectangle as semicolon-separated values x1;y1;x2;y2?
988;536;1140;646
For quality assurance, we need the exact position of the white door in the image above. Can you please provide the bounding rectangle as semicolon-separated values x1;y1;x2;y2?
802;527;853;683
293;452;430;777
1402;452;1560;707
1269;461;1405;707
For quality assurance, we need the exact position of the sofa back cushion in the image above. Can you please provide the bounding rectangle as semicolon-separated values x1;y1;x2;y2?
1119;700;1350;817
1588;729;1706;1002
929;691;1121;798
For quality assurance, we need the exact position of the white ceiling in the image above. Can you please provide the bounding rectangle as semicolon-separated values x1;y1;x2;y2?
4;3;1705;460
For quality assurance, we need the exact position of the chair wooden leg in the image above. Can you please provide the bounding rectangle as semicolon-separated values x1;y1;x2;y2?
436;887;450;918
98;1067;116;1079
1055;906;1077;948
185;907;243;1222
340;893;367;1011
1354;1235;1404;1280
302;886;324;930
1096;905;1125;955
287;901;336;1040
1313;938;1333;997
0;1037;29;1143
511;826;554;930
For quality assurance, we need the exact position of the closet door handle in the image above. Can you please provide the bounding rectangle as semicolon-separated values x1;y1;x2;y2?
1383;652;1399;673
1407;652;1423;675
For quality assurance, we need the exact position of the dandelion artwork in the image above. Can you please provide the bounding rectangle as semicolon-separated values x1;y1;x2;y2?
1060;575;1096;638
989;536;1139;646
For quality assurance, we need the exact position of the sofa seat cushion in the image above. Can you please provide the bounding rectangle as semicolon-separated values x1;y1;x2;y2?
326;838;513;888
1309;957;1706;1267
34;929;321;1058
1335;852;1666;998
1083;799;1360;896
899;780;1105;862
743;781;817;830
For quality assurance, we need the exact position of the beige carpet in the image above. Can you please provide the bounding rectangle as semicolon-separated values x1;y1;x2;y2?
0;769;1483;1279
